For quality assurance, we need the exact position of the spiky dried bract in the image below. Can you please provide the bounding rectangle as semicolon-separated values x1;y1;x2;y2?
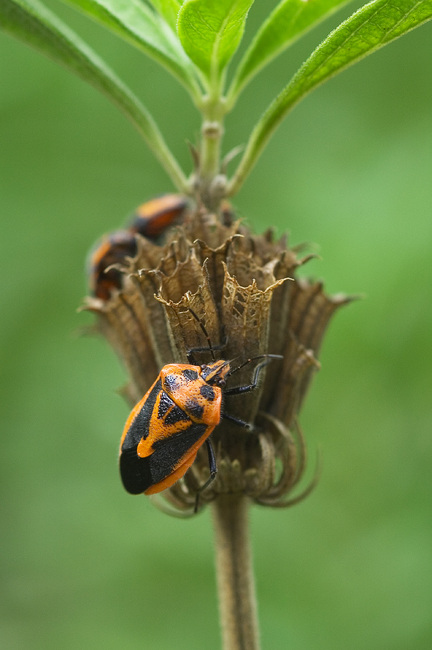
83;206;350;512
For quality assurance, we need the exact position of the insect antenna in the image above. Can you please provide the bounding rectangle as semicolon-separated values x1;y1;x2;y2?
227;354;283;378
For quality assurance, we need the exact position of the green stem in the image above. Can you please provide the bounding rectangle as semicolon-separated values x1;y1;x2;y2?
195;71;228;210
200;117;223;179
197;112;225;210
212;495;260;650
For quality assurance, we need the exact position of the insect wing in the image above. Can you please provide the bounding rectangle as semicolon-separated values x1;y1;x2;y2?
119;378;161;494
120;378;211;495
143;420;209;494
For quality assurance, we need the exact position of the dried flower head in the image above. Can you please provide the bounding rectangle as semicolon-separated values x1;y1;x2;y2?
83;204;350;514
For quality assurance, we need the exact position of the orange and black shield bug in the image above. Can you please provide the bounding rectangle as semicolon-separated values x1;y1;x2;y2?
119;311;282;511
87;230;136;300
87;194;189;300
128;193;189;240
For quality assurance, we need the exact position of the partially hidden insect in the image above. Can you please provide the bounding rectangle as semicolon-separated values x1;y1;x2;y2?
129;193;189;239
119;311;282;511
87;229;136;300
87;193;189;300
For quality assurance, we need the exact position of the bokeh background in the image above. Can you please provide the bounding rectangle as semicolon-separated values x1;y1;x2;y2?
1;2;431;648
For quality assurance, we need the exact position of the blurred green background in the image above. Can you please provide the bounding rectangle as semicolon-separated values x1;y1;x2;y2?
1;2;431;649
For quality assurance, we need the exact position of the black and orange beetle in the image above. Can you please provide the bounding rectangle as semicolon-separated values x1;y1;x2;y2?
119;312;281;510
129;193;189;240
87;229;136;300
88;194;188;300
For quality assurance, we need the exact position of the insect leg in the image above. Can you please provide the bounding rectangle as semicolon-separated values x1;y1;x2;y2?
187;308;216;362
185;308;227;364
194;439;217;513
222;411;252;429
186;342;226;364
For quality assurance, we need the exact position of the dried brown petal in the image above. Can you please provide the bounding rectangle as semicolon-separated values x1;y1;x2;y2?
83;206;350;512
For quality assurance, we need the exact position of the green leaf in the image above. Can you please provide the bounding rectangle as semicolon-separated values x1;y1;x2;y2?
177;0;255;83
228;0;432;195
0;0;187;190
149;0;182;32
62;0;200;98
228;0;353;103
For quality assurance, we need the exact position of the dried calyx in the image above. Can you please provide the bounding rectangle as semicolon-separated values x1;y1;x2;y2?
84;204;350;513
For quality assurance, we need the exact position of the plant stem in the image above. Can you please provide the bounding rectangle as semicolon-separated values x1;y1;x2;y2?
200;120;222;184
196;73;228;210
211;495;260;650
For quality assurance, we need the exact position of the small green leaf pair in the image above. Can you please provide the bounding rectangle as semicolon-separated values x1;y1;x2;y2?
1;0;431;200
178;0;254;92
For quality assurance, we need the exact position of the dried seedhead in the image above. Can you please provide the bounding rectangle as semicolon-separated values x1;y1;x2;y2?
83;203;351;514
